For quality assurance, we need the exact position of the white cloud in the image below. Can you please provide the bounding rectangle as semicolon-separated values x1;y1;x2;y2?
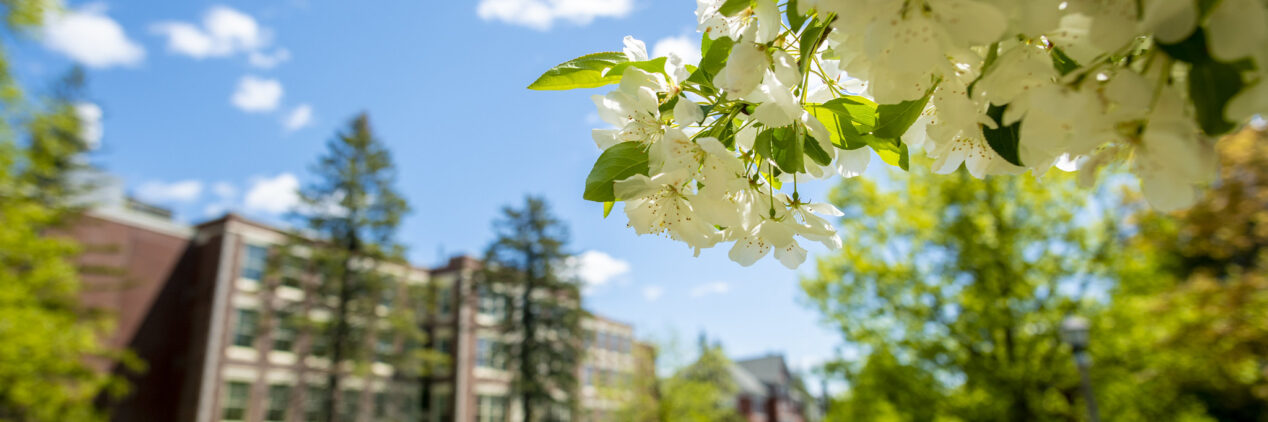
652;35;701;65
476;0;634;31
135;179;204;203
42;4;145;68
244;173;299;215
231;75;283;112
642;285;663;302
689;281;730;298
566;250;631;287
248;48;290;68
211;182;237;199
74;102;103;149
283;103;313;131
151;5;284;68
202;181;239;217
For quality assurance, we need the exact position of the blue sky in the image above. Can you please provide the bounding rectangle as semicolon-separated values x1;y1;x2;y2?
12;0;851;384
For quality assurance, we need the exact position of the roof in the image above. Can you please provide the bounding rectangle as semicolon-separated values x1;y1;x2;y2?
735;355;790;386
729;364;768;397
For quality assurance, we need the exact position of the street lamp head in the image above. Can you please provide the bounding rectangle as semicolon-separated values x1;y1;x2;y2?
1061;315;1091;349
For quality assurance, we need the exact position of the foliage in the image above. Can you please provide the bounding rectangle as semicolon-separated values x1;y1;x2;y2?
481;196;585;421
802;163;1120;421
291;113;428;422
658;343;746;422
617;338;745;422
533;0;1268;268
1092;127;1268;421
0;66;130;422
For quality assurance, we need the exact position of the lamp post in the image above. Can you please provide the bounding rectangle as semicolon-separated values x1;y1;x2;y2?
1060;316;1100;422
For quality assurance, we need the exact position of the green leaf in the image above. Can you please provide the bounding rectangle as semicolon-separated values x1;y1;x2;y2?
688;35;735;89
1189;60;1245;136
718;0;752;16
804;136;832;166
582;142;650;202
1157;28;1210;64
754;128;774;162
529;52;629;90
873;91;933;139
1050;46;1080;76
772;127;806;173
799;20;830;77
806;96;878;150
880;143;909;171
606;57;669;81
602;201;615;218
981;103;1023;166
787;0;808;32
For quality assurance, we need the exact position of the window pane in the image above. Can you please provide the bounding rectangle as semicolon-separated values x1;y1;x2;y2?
339;390;360;420
304;386;328;422
272;311;295;352
233;309;258;348
222;381;249;421
265;384;290;421
241;245;268;280
281;256;304;288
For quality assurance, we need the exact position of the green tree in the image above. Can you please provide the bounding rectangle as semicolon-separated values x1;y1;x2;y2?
613;342;660;422
0;35;130;422
294;113;418;422
614;334;745;422
482;196;584;421
1093;127;1268;421
656;337;744;422
803;164;1120;421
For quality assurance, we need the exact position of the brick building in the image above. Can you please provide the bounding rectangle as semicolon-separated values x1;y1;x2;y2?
729;355;820;422
69;196;646;422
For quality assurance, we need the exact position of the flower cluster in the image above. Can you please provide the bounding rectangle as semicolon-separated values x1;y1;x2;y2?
532;0;1268;268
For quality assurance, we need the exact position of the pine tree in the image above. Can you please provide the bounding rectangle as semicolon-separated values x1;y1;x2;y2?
482;196;584;421
295;113;416;422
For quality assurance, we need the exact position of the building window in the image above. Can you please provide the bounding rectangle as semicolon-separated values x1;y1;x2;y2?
437;286;453;315
338;390;360;421
397;390;420;420
476;395;506;422
432;392;452;422
596;332;608;350
265;384;290;421
379;277;396;308
375;333;394;363
374;392;388;419
476;337;503;370
241;244;268;281
232;309;258;348
222;381;249;421
477;286;504;319
272;311;296;352
304;386;328;422
582;365;593;387
280;256;304;288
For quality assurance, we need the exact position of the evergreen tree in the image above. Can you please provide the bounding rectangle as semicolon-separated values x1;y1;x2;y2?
482;196;584;421
294;113;416;422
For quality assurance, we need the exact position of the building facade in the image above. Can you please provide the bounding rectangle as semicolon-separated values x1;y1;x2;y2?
729;355;820;422
69;201;643;422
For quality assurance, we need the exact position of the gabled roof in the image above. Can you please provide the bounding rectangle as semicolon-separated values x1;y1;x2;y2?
735;355;790;386
729;364;768;397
